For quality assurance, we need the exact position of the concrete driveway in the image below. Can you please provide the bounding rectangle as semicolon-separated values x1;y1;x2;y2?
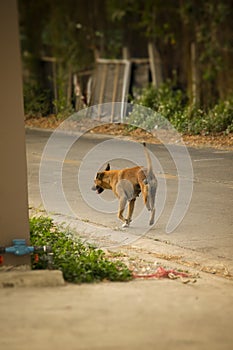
1;276;233;350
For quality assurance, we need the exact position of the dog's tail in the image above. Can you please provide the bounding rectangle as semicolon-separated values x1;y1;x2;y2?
143;142;153;175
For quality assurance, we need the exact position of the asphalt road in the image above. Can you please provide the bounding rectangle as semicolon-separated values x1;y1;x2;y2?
26;128;233;264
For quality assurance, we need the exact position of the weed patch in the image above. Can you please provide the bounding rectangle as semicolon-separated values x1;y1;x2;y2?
30;216;132;283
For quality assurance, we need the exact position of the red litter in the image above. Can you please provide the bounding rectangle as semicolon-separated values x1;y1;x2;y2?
133;266;190;279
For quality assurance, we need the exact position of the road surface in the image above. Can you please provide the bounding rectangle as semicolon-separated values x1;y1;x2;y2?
26;128;233;266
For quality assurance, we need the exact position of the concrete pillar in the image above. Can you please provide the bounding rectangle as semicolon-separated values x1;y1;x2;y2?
0;0;30;265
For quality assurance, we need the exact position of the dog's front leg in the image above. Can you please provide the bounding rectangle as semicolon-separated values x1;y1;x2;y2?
118;196;129;227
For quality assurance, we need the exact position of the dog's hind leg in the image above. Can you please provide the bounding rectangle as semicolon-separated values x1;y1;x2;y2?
140;183;151;210
149;208;155;225
125;198;136;226
149;186;156;225
141;182;156;225
116;180;135;227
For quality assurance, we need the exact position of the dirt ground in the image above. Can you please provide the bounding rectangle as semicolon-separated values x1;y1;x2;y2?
25;115;233;150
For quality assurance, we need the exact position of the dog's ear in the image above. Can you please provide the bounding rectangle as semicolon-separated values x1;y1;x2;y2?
96;172;104;180
105;163;110;171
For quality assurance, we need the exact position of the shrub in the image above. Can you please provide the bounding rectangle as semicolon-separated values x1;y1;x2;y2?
23;81;51;117
131;81;189;133
53;97;74;119
30;216;132;283
132;81;233;135
185;99;233;135
208;99;233;134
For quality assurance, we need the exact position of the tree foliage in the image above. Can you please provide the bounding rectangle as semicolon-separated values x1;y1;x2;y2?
19;0;233;112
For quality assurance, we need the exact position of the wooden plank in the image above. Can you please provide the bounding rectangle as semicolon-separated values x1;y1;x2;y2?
111;63;120;121
97;58;129;65
130;58;149;64
97;58;149;64
97;63;107;118
89;60;132;122
121;60;131;121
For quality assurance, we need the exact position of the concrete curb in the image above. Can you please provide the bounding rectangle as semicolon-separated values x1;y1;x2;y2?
49;212;233;280
0;270;65;288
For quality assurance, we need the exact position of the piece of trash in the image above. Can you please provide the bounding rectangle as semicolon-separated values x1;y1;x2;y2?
133;266;191;280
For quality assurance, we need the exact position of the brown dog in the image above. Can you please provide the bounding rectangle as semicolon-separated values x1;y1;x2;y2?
92;143;156;227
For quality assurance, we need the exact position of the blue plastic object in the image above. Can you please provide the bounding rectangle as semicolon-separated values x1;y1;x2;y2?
5;239;34;256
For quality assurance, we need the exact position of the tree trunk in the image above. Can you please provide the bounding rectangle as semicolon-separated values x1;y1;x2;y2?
190;42;200;107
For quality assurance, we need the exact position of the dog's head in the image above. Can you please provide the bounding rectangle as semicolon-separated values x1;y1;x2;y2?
92;163;110;194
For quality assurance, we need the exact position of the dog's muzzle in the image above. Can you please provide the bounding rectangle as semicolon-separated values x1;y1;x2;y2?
91;185;104;194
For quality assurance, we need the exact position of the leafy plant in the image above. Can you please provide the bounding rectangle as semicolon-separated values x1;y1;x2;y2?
52;64;75;119
53;97;74;120
23;81;51;117
30;216;132;283
129;80;187;132
131;81;233;135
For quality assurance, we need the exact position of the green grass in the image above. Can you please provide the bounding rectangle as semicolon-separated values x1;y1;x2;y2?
30;216;132;283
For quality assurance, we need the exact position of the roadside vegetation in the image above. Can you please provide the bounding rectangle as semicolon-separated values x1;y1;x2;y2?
30;216;132;283
24;79;233;137
131;80;233;135
20;0;233;138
